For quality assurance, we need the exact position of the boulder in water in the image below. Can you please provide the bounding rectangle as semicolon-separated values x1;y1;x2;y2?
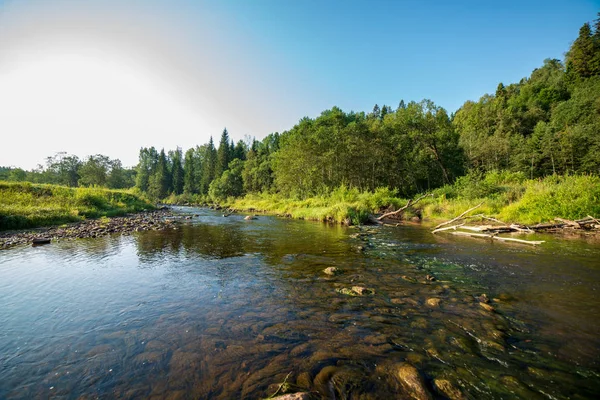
395;363;432;400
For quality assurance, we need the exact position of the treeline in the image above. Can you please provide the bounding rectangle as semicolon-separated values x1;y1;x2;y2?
0;153;135;189
134;129;279;201
135;14;600;202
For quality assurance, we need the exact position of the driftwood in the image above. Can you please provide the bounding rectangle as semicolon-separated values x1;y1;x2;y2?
377;193;432;221
431;223;465;234
432;203;598;246
450;231;545;246
433;202;484;229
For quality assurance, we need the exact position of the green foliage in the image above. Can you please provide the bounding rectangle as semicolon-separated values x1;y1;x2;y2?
209;159;244;201
169;147;184;195
272;102;464;198
148;149;171;200
0;181;152;230
499;175;600;224
215;128;231;179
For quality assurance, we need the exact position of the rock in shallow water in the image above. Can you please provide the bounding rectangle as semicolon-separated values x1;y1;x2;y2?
433;379;465;400
395;363;432;400
323;266;341;276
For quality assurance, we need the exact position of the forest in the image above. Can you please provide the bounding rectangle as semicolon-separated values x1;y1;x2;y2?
2;15;600;206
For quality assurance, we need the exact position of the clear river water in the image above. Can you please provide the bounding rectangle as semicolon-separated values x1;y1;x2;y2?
0;207;599;399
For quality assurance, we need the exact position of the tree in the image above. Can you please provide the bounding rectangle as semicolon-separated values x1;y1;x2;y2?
566;22;599;79
233;140;247;161
169;147;184;195
371;104;381;119
200;137;217;194
209;158;244;201
148;149;170;200
107;159;127;189
183;148;197;194
215;128;231;178
135;147;158;192
79;155;111;187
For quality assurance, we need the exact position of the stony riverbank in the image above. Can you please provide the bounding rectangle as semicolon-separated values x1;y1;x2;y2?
0;209;177;249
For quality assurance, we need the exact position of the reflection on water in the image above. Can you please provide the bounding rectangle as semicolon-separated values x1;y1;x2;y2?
0;207;599;399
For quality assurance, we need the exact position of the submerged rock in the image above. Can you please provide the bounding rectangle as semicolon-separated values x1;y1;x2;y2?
395;363;432;400
426;298;441;307
479;302;495;312
323;267;341;276
244;215;257;220
433;379;465;400
352;286;374;296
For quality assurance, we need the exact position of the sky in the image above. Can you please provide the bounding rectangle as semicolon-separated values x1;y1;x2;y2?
0;0;598;169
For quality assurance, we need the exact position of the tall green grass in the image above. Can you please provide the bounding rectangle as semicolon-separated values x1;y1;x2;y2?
0;181;154;230
229;186;404;225
228;173;600;226
424;172;600;225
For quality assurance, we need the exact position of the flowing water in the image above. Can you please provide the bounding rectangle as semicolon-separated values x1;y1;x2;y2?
0;207;599;399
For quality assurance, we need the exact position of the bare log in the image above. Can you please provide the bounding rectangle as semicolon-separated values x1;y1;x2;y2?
555;218;581;228
585;215;600;226
431;223;465;234
509;224;534;233
527;222;566;230
377;193;432;221
450;231;545;246
433;202;484;230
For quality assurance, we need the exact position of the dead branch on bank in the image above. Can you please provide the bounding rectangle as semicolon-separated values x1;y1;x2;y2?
449;231;545;246
431;204;599;246
433;202;484;229
377;193;432;221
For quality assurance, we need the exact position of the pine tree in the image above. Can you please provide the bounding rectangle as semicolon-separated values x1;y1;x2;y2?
183;148;196;194
566;23;597;78
215;128;230;178
170;147;184;195
200;137;217;194
148;149;170;200
371;104;381;119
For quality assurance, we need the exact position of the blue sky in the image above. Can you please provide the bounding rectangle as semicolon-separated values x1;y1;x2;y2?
204;0;598;113
0;0;598;168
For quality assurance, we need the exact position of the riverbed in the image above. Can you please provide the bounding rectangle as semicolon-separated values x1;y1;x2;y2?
1;207;598;399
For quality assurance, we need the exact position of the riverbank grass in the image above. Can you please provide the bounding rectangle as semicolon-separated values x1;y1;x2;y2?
227;173;600;226
0;181;153;230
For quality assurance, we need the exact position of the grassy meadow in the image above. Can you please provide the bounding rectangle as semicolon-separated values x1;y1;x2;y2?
0;181;153;230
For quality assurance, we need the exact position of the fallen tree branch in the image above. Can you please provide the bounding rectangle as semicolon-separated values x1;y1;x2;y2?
432;223;465;234
377;193;432;221
433;202;484;230
450;231;545;245
555;218;581;228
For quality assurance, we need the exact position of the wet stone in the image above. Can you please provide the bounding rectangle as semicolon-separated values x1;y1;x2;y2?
433;379;466;400
323;266;341;276
395;363;432;400
426;298;442;307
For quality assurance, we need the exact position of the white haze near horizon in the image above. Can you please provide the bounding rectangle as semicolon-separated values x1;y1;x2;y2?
0;0;316;170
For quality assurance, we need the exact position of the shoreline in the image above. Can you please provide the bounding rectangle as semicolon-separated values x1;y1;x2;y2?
0;209;177;249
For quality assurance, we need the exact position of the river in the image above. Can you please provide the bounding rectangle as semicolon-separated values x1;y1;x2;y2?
1;207;599;399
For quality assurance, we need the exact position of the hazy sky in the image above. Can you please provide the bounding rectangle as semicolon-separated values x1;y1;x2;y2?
0;0;597;169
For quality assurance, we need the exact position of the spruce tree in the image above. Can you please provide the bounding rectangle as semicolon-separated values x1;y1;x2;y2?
200;137;217;194
148;149;170;200
215;128;230;178
183;148;196;194
170;147;184;195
